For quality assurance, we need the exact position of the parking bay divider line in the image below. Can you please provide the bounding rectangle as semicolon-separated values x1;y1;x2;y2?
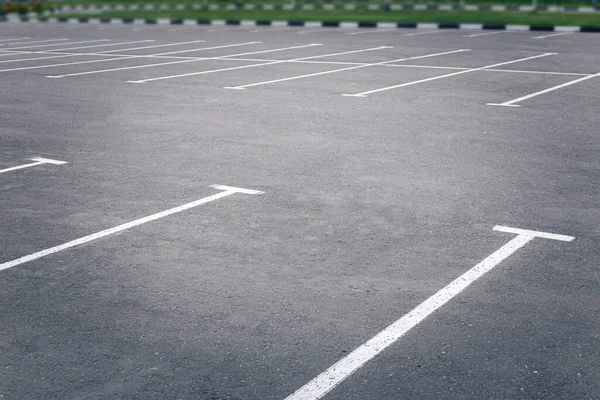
3;38;70;46
0;185;263;272
0;37;32;42
46;43;313;78
342;52;556;97
224;49;469;90
128;45;391;84
487;71;600;107
8;39;111;50
284;225;574;400
0;40;207;65
0;157;67;174
2;43;263;75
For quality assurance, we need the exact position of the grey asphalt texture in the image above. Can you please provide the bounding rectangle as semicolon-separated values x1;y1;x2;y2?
0;21;599;400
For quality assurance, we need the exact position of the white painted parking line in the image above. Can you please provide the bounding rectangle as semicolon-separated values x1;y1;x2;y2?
225;49;468;90
129;45;391;83
46;42;278;78
343;52;555;97
532;32;575;39
0;37;31;42
5;38;70;46
284;225;574;400
10;39;111;50
347;28;397;35
0;157;67;174
148;41;259;56
38;40;154;52
0;185;263;272
96;40;206;53
403;29;451;36
464;31;511;37
487;71;600;107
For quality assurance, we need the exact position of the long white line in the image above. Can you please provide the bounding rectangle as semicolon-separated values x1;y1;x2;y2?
532;32;574;39
129;45;388;83
487;71;600;107
464;30;511;37
284;225;574;400
347;28;397;35
0;53;143;73
6;38;70;46
95;40;206;53
46;43;306;78
150;41;260;56
0;37;31;42
0;40;206;65
10;39;111;50
0;185;263;272
225;49;468;90
343;52;556;97
39;39;153;52
0;157;67;174
403;29;450;36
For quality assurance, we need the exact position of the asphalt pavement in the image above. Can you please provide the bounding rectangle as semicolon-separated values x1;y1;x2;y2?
0;21;599;400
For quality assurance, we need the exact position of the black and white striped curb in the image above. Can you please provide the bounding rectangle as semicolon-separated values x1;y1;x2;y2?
3;16;600;32
53;3;600;14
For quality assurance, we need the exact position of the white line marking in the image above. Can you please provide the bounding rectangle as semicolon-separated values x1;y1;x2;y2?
5;38;70;46
487;71;600;107
10;39;111;50
0;185;263;272
484;68;591;77
284;225;574;400
224;49;468;89
532;32;575;39
36;40;154;52
343;52;555;97
0;37;31;42
464;30;511;37
149;41;260;56
347;28;397;35
129;45;391;83
0;157;67;174
403;29;450;36
45;42;292;78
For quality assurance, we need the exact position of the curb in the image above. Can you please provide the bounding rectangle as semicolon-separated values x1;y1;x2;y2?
53;3;600;14
2;16;600;32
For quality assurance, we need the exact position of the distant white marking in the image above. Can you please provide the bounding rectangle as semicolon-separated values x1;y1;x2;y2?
6;38;70;46
0;37;31;42
95;40;205;53
0;157;67;174
284;225;574;400
487;71;600;107
11;39;110;50
0;185;263;272
464;30;511;37
46;42;296;78
129;43;391;83
346;28;397;35
403;29;450;36
343;52;555;97
225;49;468;90
532;32;575;39
44;40;154;52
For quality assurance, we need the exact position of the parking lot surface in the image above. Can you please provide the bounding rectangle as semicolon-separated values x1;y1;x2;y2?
1;21;599;400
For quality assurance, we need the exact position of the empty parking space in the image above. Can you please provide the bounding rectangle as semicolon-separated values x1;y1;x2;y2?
1;20;599;400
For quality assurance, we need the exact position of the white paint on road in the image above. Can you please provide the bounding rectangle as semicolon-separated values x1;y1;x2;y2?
343;52;556;97
0;157;67;174
487;71;600;107
284;225;574;400
532;32;575;39
403;29;451;36
129;45;391;83
464;31;512;37
0;185;263;272
224;49;468;90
